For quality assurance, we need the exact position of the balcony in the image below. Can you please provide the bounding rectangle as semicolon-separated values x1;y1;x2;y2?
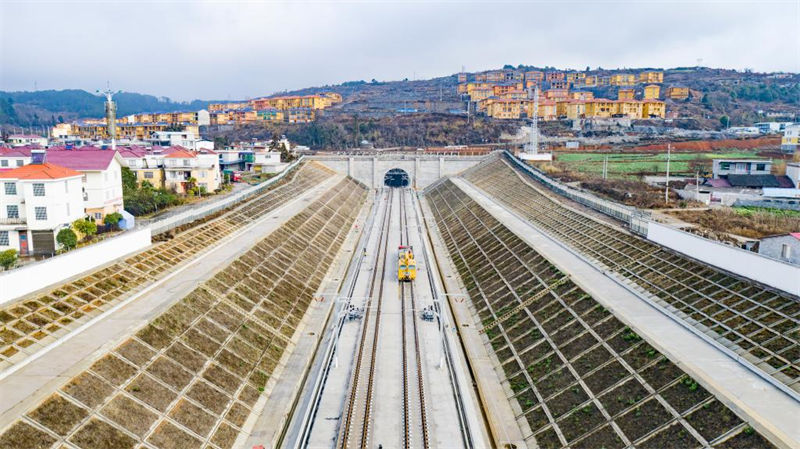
0;217;26;225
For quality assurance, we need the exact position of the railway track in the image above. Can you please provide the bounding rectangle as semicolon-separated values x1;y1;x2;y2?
464;158;800;395
338;189;392;449
399;189;430;449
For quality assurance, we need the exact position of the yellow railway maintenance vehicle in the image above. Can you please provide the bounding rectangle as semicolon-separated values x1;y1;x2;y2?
398;245;417;281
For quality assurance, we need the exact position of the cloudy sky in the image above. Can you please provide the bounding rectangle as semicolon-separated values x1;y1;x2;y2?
1;0;798;101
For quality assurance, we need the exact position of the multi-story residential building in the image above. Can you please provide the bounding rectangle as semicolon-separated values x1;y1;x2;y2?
148;131;214;151
469;88;494;102
616;100;644;118
486;99;522;119
549;80;570;90
642;100;666;118
250;151;287;173
163;148;221;193
0;160;84;255
584;99;617;118
52;123;78;139
525;71;544;84
610;73;636;86
544;89;569;100
286;108;316;123
582;75;598;87
457;73;468;83
7;134;48;147
644;84;661;99
712;159;772;179
667;86;690;100
0;147;33;169
781;124;800;153
545;72;565;82
638;71;664;83
46;149;125;223
566;72;586;83
118;147;168;189
257;108;284;122
618;88;635;100
525;99;557;121
570;91;594;100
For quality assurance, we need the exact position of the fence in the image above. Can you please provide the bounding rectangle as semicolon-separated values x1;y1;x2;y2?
502;150;651;235
0;228;152;305
147;157;304;235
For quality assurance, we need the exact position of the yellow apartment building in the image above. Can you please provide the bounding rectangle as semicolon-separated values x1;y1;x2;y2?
486;99;522;119
617;100;643;118
571;91;594;100
618;88;635;100
644;84;661;99
639;71;664;83
550;80;570;90
667;86;690;100
524;99;557;121
582;75;598;87
584;99;617;117
545;89;569;100
470;88;494;102
642;100;666;118
610;74;636;86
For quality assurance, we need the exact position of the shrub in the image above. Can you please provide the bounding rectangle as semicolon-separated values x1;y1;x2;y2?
73;218;97;239
57;228;78;250
104;212;123;230
0;249;17;270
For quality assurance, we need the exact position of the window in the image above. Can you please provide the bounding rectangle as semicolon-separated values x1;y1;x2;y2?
34;207;47;220
94;212;102;220
756;163;766;171
781;244;792;260
144;172;154;179
33;183;45;196
0;160;7;167
4;182;16;195
6;205;18;219
0;231;8;246
16;160;22;167
719;162;731;170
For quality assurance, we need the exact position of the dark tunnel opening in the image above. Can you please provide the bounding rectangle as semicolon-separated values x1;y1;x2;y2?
384;168;410;187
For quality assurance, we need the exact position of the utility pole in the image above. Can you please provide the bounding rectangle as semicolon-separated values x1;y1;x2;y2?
664;143;671;205
603;155;608;180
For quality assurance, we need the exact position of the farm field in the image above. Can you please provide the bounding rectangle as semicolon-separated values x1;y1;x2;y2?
553;151;766;179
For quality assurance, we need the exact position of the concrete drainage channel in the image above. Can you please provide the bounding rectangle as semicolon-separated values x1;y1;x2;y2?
0;178;368;449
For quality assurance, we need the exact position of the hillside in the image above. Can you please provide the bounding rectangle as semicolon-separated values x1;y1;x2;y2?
0;89;210;126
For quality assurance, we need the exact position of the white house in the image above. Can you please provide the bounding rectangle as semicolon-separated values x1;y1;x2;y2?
46;149;125;223
164;148;221;193
782;124;800;154
0;147;33;169
6;134;48;147
148;131;214;151
251;151;288;174
0;162;84;255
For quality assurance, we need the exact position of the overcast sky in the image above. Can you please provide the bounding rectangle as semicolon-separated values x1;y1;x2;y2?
1;0;798;101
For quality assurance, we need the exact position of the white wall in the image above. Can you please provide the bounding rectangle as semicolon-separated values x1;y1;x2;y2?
647;222;800;296
0;228;152;305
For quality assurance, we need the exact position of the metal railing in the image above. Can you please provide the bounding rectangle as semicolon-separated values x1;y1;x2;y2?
502;150;651;235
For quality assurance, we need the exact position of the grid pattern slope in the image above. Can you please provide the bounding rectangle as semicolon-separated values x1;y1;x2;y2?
424;179;775;449
0;162;335;367
0;177;367;449
463;158;800;394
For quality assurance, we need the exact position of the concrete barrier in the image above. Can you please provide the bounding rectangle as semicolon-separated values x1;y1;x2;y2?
647;222;800;296
0;228;152;305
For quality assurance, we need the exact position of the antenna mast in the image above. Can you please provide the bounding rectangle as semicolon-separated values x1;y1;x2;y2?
99;86;117;150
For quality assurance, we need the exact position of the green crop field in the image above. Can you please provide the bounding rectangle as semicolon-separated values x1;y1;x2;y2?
555;150;767;179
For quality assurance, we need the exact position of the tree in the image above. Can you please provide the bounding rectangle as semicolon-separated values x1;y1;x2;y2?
0;249;17;270
57;228;78;250
121;167;138;191
104;212;123;229
720;115;730;128
72;218;97;240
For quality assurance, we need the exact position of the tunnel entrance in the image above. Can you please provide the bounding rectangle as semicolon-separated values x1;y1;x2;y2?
384;168;410;187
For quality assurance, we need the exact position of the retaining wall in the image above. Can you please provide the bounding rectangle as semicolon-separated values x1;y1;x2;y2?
0;228;152;305
647;222;800;296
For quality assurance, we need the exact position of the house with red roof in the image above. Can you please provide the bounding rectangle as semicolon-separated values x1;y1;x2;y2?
0;146;34;170
42;148;125;223
0;158;85;255
163;147;221;194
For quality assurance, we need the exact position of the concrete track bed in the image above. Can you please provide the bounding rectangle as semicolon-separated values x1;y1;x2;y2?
463;157;800;394
0;162;337;370
425;179;776;449
0;177;367;449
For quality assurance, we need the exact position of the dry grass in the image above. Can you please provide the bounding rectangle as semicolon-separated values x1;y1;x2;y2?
61;372;114;409
182;328;221;357
27;394;89;436
669;208;800;239
146;421;201;449
136;324;171;350
202;364;240;395
224;401;250;428
89;354;138;387
146;356;193;390
165;342;208;372
69;418;137;449
216;350;251;377
126;374;177;413
100;394;157;438
0;421;56;449
238;384;260;407
210;422;239;449
115;338;156;366
168;399;216;438
195;318;228;342
186;380;230;415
